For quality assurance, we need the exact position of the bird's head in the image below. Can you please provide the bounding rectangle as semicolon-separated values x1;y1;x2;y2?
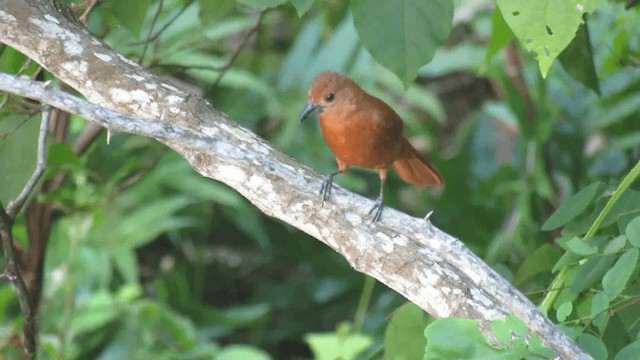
298;71;354;123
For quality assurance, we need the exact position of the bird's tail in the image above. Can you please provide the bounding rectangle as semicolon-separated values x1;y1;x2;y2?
392;137;443;187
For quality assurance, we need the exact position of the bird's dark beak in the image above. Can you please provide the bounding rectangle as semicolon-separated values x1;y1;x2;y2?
298;102;323;123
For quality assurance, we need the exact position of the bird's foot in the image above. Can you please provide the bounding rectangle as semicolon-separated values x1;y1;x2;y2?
319;174;334;206
368;195;384;223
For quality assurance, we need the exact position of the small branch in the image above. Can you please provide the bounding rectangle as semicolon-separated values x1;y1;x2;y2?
0;115;31;139
138;0;165;63
129;0;192;47
7;107;51;218
0;204;36;359
209;11;265;91
78;0;99;25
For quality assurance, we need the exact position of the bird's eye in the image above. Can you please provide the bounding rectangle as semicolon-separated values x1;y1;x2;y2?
325;93;335;102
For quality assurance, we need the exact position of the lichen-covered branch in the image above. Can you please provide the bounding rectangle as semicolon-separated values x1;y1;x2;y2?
0;1;591;359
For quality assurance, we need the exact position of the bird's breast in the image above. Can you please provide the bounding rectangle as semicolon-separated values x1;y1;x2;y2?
319;109;402;169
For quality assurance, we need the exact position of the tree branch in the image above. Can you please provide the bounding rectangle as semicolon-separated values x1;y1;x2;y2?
0;203;36;359
0;1;592;359
6;106;51;218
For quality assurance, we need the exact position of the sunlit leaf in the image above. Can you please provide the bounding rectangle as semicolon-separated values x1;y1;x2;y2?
497;0;605;77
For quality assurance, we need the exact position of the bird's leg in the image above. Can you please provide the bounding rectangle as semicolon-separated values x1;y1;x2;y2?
368;170;387;222
319;160;349;206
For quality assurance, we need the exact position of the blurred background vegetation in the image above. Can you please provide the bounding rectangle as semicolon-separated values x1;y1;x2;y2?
1;0;639;359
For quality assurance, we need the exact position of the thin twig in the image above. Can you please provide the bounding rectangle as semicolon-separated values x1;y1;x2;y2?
78;0;100;25
209;11;265;91
148;63;228;72
0;203;36;360
7;106;51;218
129;0;193;47
0;115;31;139
139;0;165;63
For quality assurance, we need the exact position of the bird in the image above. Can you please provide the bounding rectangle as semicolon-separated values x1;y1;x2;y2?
298;71;443;222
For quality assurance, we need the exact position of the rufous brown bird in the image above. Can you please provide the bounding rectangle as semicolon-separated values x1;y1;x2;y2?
299;71;443;222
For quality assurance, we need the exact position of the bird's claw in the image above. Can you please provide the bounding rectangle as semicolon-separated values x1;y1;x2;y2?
319;175;333;206
368;196;384;223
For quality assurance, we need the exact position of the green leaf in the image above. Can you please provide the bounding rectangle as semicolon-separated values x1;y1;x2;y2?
305;324;373;360
578;333;608;360
591;291;609;331
289;0;314;17
542;182;601;230
497;0;605;77
110;0;151;37
424;318;519;359
602;248;638;299
556;301;573;322
604;235;627;255
384;303;428;360
565;236;598;256
486;7;513;62
70;291;121;335
491;314;528;344
236;0;287;11
515;244;561;284
571;254;615;293
351;0;453;87
558;22;600;95
199;0;235;26
626;216;640;247
615;339;640;360
217;345;271;360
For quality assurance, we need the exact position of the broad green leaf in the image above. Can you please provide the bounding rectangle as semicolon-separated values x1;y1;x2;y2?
626;216;640;247
305;324;373;360
558;22;600;95
384;303;428;360
491;314;528;344
351;0;453;87
236;0;287;11
578;333;608;360
565;236;597;256
542;182;601;230
289;0;314;17
604;235;627;254
591;291;609;331
486;7;513;62
199;0;235;25
515;244;561;284
556;301;573;322
424;318;521;359
615;339;640;360
497;0;605;77
110;0;151;37
602;248;638;299
570;254;615;293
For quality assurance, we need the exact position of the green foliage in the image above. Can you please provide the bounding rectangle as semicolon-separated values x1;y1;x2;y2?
304;323;373;360
423;315;552;359
1;0;640;359
351;0;454;87
383;303;428;360
497;0;605;76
